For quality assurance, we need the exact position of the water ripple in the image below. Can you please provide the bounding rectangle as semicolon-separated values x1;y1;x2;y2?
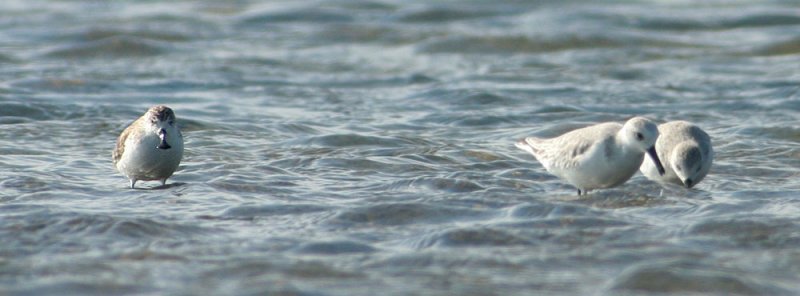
610;261;791;295
413;227;534;248
330;202;493;227
43;36;170;59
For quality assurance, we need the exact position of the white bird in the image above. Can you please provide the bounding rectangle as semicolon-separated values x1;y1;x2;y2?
516;117;665;195
113;105;183;189
640;120;712;188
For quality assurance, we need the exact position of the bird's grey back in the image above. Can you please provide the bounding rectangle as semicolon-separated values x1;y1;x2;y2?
658;121;711;156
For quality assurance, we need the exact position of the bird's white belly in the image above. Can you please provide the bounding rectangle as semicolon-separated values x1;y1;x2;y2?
117;134;183;181
558;150;643;191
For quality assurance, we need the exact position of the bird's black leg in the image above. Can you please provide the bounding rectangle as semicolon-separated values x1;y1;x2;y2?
577;189;582;196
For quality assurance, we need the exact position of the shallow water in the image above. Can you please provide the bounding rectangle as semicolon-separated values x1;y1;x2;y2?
2;0;800;295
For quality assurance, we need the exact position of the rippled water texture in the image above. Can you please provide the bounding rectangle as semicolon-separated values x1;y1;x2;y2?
2;0;800;295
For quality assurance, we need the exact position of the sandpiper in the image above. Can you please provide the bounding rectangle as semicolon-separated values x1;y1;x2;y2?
515;117;666;195
113;105;183;189
640;120;713;188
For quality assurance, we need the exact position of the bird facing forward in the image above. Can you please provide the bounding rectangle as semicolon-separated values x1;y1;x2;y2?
113;105;183;189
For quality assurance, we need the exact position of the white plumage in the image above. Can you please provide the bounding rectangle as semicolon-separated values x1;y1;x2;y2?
516;117;665;195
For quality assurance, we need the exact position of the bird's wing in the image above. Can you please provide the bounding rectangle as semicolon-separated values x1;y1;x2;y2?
517;135;594;170
517;122;620;170
112;120;142;165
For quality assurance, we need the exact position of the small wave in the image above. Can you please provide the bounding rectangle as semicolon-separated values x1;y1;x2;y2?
573;191;674;209
417;35;623;54
755;38;800;56
330;202;489;226
405;89;519;114
311;24;436;46
533;105;585;114
43;36;169;59
109;218;202;239
0;102;52;121
80;28;192;43
114;249;188;261
364;251;522;271
196;260;362;292
509;202;606;219
220;203;330;219
0;102;165;131
207;175;288;194
292;240;376;254
428;89;515;105
0;52;16;63
236;7;354;27
689;218;798;248
309;74;438;88
276;122;321;135
314;157;394;172
291;133;418;148
9;78;113;93
5;280;150;296
0;176;51;194
500;216;630;232
448;115;519;127
1;211;211;248
378;176;484;193
413;227;533;248
395;7;514;23
409;177;484;193
626;13;800;31
609;261;787;294
737;126;800;142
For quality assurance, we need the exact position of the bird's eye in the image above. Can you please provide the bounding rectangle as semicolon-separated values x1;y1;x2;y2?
635;132;644;141
676;165;683;171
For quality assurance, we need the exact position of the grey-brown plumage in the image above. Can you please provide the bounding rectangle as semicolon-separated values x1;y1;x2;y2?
113;105;183;189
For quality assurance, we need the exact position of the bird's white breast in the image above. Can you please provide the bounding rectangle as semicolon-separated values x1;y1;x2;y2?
117;128;183;181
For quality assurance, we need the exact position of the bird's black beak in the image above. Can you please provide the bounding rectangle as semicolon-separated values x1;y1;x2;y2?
647;146;665;176
156;128;171;150
684;178;693;188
